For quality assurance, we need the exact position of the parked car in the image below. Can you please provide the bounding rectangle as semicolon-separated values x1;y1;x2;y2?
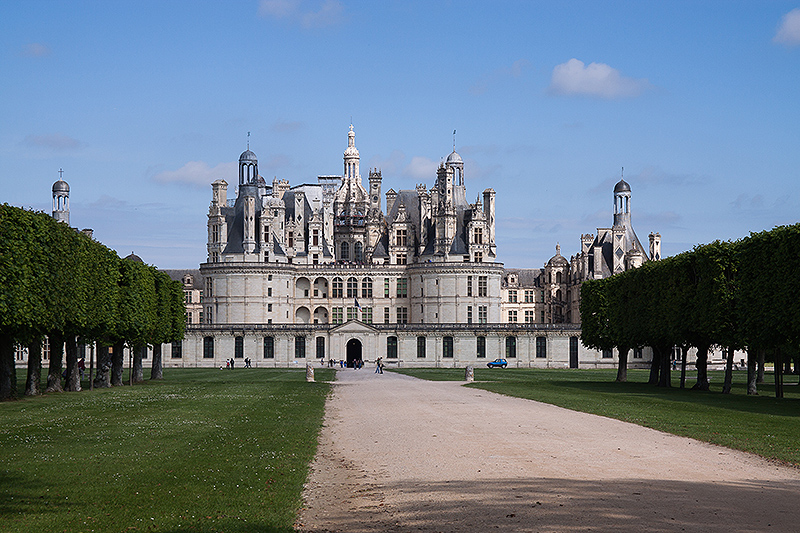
487;358;508;368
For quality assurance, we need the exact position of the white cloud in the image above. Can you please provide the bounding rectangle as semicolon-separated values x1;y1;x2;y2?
153;161;236;187
403;156;438;180
22;133;84;150
774;8;800;46
258;0;344;28
549;58;650;98
21;43;50;57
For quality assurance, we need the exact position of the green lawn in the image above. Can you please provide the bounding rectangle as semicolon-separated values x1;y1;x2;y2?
393;367;800;466
1;368;333;533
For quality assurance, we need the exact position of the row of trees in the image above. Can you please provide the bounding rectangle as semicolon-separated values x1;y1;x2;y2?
581;223;800;397
0;204;185;400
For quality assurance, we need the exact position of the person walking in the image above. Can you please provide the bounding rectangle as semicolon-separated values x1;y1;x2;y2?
375;357;383;374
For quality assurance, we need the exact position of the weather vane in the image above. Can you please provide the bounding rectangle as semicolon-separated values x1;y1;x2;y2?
247;131;250;150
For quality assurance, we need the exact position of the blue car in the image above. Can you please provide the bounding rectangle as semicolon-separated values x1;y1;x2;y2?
487;358;508;368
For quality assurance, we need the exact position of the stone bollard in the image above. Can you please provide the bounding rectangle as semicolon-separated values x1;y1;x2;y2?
306;363;315;382
465;365;474;382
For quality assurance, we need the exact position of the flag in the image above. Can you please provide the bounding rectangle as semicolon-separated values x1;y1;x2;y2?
355;297;361;311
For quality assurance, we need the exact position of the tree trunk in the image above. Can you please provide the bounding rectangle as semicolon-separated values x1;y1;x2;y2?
94;344;112;388
615;346;628;382
774;347;784;399
658;344;672;388
679;345;688;389
757;350;765;383
132;343;145;383
747;348;758;395
722;347;734;394
648;346;660;385
25;340;42;396
64;336;81;392
692;344;710;391
111;341;125;386
0;335;17;401
150;343;163;380
46;332;64;393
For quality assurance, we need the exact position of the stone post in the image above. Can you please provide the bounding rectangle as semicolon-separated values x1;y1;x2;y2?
306;363;315;382
465;365;474;382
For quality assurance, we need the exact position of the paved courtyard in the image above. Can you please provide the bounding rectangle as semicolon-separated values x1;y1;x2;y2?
298;369;800;532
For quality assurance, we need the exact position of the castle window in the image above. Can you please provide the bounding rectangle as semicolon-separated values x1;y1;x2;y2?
524;290;534;303
467;306;473;324
477;336;486;358
536;337;547;358
387;336;398;359
264;336;274;358
332;277;343;298
354;241;363;262
556;272;562;284
203;337;214;358
508;310;517;323
525;310;534;323
633;348;643;359
362;277;373;298
396;278;408;298
396;253;407;265
295;336;306;359
478;276;487;297
396;228;407;246
332;307;343;324
235;336;244;359
316;337;325;359
508;290;517;303
384;307;390;324
384;278;390;298
602;349;613;359
417;336;426;358
474;227;483;244
506;337;517;358
467;276;473;297
205;278;213;298
474;252;482;262
288;231;294;248
443;337;454;358
212;224;220;243
171;340;182;359
397;307;408;324
478;306;487;324
361;307;373;323
340;241;349;260
347;277;358;298
347;307;357;321
312;229;319;246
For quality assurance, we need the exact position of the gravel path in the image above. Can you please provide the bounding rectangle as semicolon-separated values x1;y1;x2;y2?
297;369;800;532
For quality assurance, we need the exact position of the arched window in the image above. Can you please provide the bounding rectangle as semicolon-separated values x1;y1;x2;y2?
347;277;358;298
354;241;363;262
362;277;373;298
341;241;350;260
556;271;562;284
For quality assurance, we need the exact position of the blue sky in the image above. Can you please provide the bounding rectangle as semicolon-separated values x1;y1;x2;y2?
2;1;799;269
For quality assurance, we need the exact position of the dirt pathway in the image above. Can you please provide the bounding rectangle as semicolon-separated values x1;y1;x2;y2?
297;369;800;532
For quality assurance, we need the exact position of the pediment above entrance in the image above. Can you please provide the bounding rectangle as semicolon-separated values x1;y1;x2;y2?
331;320;379;334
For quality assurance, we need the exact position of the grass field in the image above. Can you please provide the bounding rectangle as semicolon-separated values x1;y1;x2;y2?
1;368;333;533
393;367;800;467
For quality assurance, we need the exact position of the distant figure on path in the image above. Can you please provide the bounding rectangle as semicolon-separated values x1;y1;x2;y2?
375;357;383;374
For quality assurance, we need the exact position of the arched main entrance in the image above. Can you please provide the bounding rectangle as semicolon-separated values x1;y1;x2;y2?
346;338;362;368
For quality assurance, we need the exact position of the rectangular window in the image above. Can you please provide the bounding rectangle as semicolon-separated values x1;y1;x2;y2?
332;307;343;324
347;307;357;321
268;287;272;297
473;252;482;262
477;336;486;358
396;228;407;246
206;307;213;324
170;340;182;359
362;307;373;324
467;276;473;297
212;224;220;243
474;227;483;244
316;337;325;359
443;336;454;358
384;278;390;298
288;231;294;248
506;336;517;358
536;336;547;358
234;336;244;359
570;336;579;364
397;278;408;298
524;290;534;303
633;347;643;359
478;276;487;297
397;307;408;324
540;311;545;323
478;306;487;324
524;310;533;323
467;306;473;324
508;290;517;303
602;348;613;359
508;310;518;323
384;307;390;324
263;336;274;358
312;229;319;246
396;253;407;265
333;278;343;298
203;336;214;358
417;336;426;358
387;336;398;359
205;277;213;298
268;303;273;312
295;336;306;359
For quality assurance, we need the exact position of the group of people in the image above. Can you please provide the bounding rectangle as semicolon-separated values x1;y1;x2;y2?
325;358;365;369
223;357;252;369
